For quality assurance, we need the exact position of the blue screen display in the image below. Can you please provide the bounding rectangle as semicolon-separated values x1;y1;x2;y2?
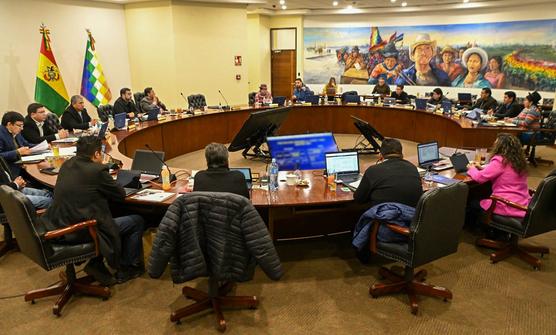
267;133;339;170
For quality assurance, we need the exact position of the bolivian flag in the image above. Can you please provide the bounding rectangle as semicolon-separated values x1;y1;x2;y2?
34;24;69;116
80;30;111;107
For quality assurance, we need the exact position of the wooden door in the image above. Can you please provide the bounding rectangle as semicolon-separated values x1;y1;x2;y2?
271;50;296;98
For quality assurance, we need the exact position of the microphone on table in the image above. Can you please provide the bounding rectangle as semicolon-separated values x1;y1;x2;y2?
218;90;231;110
180;92;193;114
144;144;177;182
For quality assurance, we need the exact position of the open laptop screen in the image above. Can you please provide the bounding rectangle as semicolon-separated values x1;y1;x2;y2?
114;112;127;129
325;151;359;175
131;149;165;175
417;142;439;166
230;167;252;182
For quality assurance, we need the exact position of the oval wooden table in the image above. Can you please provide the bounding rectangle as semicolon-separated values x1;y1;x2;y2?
26;105;512;239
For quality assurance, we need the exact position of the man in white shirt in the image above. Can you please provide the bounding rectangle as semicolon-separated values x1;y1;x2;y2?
22;103;69;144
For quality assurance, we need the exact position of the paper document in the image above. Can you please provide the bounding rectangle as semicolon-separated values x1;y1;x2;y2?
131;189;175;202
30;140;49;153
21;154;46;162
348;179;361;189
52;137;79;144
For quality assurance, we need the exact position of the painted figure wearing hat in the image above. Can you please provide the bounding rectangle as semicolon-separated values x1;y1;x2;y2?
369;42;401;85
439;46;463;81
395;33;450;86
344;46;367;72
452;47;492;88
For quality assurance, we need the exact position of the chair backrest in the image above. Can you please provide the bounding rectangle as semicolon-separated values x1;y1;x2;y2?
0;185;50;269
45;112;62;131
409;182;469;268
248;92;257;105
188;94;207;110
341;91;358;102
522;175;556;237
134;92;146;112
344;94;360;104
97;104;113;122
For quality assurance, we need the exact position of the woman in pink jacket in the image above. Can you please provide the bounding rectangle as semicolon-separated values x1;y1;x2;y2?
466;133;531;239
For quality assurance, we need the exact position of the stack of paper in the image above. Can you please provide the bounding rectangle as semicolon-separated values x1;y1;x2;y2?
131;189;175;202
30;140;49;153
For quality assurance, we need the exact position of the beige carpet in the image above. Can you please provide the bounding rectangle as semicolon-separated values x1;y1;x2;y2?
1;136;555;334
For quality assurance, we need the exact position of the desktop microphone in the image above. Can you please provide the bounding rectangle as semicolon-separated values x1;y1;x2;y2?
144;144;177;182
218;90;231;110
180;92;193;114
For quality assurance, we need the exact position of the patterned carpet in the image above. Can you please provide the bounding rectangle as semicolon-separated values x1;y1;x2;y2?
0;137;555;334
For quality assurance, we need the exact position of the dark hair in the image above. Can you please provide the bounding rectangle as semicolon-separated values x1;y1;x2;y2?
396;84;404;90
27;103;45;115
482;87;492;96
490;56;503;70
120;87;131;96
204;143;229;169
144;87;153;96
504;91;516;101
295;78;303;83
76;135;102;158
491;133;527;174
432;88;443;96
380;138;403;158
1;111;24;126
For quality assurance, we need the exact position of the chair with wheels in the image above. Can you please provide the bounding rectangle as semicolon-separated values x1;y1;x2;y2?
475;174;556;269
0;185;110;316
524;110;556;167
368;182;469;315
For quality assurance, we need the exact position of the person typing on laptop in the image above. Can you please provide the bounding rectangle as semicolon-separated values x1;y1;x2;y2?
193;143;250;199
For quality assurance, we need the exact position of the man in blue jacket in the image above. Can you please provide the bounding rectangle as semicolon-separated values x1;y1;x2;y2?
0;111;34;177
292;78;313;102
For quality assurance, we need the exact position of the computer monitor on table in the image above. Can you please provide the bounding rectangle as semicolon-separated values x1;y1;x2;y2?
267;132;339;171
458;93;472;105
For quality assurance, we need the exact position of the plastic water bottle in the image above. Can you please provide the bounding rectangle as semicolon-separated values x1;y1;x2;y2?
268;158;279;192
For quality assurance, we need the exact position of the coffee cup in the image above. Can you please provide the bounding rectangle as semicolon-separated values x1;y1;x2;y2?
286;174;298;186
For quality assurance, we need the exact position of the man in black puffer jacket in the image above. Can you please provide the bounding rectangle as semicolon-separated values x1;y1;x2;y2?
148;192;283;283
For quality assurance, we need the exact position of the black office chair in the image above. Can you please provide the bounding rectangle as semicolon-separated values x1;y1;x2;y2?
341;91;358;103
97;104;114;122
134;92;146;112
187;94;207;110
45;112;62;131
0;208;16;257
369;182;469;315
248;92;257;106
524;110;556;167
344;94;360;104
0;185;110;316
304;94;320;105
476;174;556;269
273;96;286;106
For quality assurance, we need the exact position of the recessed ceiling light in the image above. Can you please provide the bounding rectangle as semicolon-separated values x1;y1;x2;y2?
390;0;397;2
463;0;470;2
333;1;339;6
282;5;287;9
347;4;353;9
279;0;285;4
401;1;407;6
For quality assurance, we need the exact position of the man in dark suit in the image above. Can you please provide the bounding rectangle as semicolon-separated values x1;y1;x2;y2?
471;87;498;111
113;87;142;119
354;138;422;208
22;103;69;143
61;95;97;131
44;136;144;285
193;143;249;199
0;156;52;209
0;111;34;177
491;91;522;120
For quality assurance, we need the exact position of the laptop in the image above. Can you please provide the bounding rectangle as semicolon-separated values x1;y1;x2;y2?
344;94;360;104
146;107;160;121
442;100;452;114
115;169;150;196
97;122;109;139
415;98;427;110
131;149;165;175
458;93;472;105
417;141;453;171
325;151;361;184
230;167;253;189
114;112;127;130
272;96;286;106
304;95;320;105
383;97;396;106
449;153;470;174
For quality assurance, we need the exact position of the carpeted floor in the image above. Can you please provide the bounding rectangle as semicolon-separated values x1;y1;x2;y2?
1;136;555;334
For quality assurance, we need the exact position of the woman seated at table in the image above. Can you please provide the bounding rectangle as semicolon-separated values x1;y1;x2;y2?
507;91;542;143
193;142;249;199
322;77;340;99
465;133;531;240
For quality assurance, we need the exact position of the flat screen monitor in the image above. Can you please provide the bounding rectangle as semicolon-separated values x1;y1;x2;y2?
267;133;339;170
131;149;165;175
458;93;472;104
228;107;291;152
325;151;359;175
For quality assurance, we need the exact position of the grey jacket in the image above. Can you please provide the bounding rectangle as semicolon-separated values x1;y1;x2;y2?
148;192;283;283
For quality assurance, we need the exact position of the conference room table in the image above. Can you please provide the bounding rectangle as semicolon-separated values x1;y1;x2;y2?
25;104;516;239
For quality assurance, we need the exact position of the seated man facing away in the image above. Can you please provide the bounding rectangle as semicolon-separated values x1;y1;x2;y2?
0;156;52;209
22;103;69;144
114;87;142;119
193;142;250;199
390;84;410;104
140;87;167;114
352;138;423;259
61;95;97;131
44;136;145;285
0;111;34;177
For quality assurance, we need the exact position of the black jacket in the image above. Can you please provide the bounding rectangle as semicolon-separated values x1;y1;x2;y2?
471;96;498;111
43;155;124;267
148;192;283;283
354;158;423;208
494;102;522;120
22;115;59;143
390;91;410;104
193;167;250;199
113;97;140;118
61;105;92;131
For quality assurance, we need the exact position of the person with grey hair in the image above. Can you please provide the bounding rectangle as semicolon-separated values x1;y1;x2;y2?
193;143;250;198
61;95;97;131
